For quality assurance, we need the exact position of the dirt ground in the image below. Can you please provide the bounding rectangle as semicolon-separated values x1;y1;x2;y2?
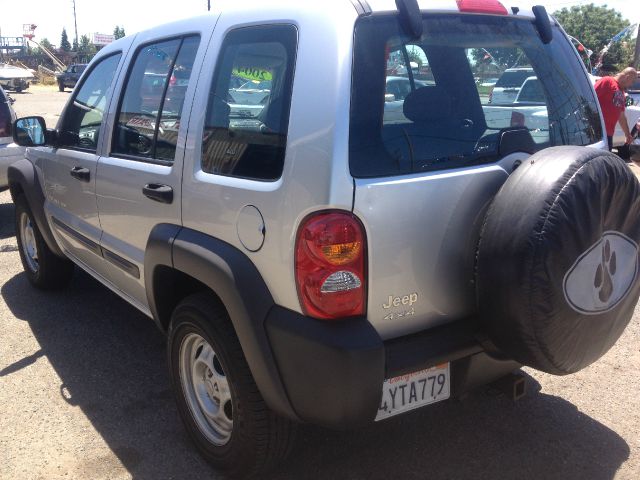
0;86;639;480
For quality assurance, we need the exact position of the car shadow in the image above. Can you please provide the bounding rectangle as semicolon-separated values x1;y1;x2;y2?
1;272;630;480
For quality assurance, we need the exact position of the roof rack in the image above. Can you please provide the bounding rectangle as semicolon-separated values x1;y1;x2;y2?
350;0;372;16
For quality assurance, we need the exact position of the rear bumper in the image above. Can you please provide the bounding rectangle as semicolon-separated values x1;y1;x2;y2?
0;142;25;189
265;306;519;429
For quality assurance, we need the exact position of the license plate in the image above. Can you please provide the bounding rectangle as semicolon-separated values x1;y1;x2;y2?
375;363;450;421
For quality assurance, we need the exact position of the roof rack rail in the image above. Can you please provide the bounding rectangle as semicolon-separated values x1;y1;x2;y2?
350;0;372;16
395;0;423;39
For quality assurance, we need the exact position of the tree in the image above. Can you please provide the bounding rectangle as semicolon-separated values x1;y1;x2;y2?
39;38;54;51
78;35;96;57
113;26;126;40
553;4;633;71
60;28;72;51
469;48;527;69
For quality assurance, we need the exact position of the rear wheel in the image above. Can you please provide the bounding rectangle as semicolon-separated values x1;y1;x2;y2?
14;195;74;289
58;81;65;92
168;293;296;477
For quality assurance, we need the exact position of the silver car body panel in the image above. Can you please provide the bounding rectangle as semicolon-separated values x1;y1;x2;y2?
0;142;23;188
182;2;358;310
95;19;217;309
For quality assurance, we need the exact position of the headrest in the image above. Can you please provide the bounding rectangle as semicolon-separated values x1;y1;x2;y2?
403;86;452;123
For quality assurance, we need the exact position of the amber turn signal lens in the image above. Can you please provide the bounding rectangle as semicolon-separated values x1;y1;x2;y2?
322;241;362;265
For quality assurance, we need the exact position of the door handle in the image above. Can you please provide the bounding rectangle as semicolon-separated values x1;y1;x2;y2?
70;166;90;182
142;183;173;204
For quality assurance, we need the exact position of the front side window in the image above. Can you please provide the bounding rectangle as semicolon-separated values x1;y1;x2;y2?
58;53;122;151
201;25;297;181
351;14;602;178
112;35;200;162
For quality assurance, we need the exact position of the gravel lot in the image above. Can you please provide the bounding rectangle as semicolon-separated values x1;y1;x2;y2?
0;86;639;480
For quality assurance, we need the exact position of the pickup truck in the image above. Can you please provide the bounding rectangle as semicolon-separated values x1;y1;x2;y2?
55;64;87;92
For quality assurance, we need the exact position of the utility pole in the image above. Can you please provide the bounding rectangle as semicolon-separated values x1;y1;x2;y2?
208;1;211;11
72;0;79;48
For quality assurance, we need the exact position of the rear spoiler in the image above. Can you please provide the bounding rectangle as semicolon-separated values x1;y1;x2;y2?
357;0;554;45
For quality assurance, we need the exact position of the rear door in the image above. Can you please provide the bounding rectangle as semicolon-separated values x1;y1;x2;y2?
43;51;126;275
349;13;604;339
95;31;207;310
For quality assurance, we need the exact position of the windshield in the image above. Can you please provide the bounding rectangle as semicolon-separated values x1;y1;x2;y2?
350;14;602;178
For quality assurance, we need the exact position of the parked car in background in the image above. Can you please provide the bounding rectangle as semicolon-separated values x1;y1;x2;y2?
383;75;430;123
489;67;534;104
627;73;640;106
0;86;24;190
613;105;640;158
0;63;33;92
56;64;88;92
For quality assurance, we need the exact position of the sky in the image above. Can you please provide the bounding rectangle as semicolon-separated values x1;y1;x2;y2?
0;0;638;48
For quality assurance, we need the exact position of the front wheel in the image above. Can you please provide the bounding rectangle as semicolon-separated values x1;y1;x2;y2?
168;293;295;477
15;196;74;289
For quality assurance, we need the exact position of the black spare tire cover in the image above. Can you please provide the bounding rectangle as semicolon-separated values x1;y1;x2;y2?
477;146;640;375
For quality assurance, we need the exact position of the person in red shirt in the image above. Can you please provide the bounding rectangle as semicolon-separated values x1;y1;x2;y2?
594;67;637;151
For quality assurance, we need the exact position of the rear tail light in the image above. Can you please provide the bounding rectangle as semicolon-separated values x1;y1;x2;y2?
456;0;508;15
0;105;11;137
295;211;367;320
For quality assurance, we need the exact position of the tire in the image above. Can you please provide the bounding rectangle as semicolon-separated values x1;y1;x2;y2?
477;146;640;375
168;293;296;477
58;81;65;92
14;195;74;289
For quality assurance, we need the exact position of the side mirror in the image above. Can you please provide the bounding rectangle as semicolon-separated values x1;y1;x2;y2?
13;116;47;147
385;93;396;102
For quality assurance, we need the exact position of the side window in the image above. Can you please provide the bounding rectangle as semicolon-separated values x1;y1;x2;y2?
201;25;297;181
112;35;200;162
58;53;122;151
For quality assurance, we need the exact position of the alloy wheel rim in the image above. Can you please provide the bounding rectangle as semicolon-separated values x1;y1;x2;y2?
179;332;233;446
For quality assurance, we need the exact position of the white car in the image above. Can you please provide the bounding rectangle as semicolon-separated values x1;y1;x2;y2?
489;67;534;104
0;86;24;190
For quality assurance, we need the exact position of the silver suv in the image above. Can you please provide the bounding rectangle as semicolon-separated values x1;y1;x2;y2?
9;0;640;477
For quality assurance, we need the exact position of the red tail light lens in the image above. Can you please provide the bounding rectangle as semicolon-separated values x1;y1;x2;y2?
295;212;367;320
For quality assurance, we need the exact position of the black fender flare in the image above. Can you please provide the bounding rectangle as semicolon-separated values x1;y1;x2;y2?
144;224;297;421
8;159;65;258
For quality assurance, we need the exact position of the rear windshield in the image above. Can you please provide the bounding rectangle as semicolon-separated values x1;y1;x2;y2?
349;14;602;178
495;70;533;88
629;77;640;93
